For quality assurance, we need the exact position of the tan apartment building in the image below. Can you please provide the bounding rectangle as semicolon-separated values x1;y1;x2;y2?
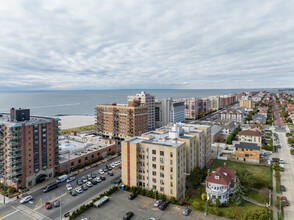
238;130;262;146
96;101;148;140
0;108;60;189
128;91;155;131
239;99;254;109
121;123;211;199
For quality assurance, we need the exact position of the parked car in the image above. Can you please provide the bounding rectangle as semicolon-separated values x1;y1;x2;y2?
91;173;96;178
281;185;286;192
154;200;162;207
66;176;75;183
108;166;113;171
57;174;68;183
96;177;102;183
103;167;108;172
183;207;191;216
86;181;93;187
100;176;106;181
87;174;92;181
45;202;52;210
123;211;134;220
53;200;60;207
159;202;169;211
128;193;137;200
66;184;72;191
75;187;83;194
20;195;33;204
279;163;285;168
91;179;98;185
282;196;289;206
82;176;87;183
110;163;116;168
108;171;113;176
99;169;104;175
77;179;83;186
82;184;88;191
70;191;77;197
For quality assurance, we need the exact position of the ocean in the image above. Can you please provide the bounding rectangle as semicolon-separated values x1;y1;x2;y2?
0;89;262;116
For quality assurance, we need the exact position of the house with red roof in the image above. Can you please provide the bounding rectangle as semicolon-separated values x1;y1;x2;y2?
206;167;237;203
259;110;267;117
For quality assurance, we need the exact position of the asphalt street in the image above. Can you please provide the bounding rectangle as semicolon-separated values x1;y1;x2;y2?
2;156;121;220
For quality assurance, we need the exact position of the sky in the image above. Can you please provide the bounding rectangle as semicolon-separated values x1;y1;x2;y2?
0;0;294;91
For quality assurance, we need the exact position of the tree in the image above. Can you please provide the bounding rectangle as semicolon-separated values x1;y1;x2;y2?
248;208;270;220
258;187;270;203
201;193;207;201
215;198;221;207
232;178;245;206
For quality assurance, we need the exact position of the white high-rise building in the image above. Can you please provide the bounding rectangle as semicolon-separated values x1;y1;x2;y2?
128;91;155;130
208;96;220;110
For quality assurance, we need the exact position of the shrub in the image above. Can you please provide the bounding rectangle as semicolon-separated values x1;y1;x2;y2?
291;149;294;155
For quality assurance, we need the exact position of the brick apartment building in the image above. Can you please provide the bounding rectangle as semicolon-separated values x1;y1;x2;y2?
96;101;148;140
0;108;60;189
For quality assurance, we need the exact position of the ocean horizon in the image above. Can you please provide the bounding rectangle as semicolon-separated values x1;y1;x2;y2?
0;89;268;117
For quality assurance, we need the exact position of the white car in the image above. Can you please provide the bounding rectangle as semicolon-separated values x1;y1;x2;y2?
86;181;93;187
99;169;104;175
279;163;285;168
66;184;72;191
96;177;102;183
20;195;33;204
75;187;83;194
66;176;75;183
110;163;116;168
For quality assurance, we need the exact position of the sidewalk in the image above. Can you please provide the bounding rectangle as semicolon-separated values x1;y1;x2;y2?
272;170;278;220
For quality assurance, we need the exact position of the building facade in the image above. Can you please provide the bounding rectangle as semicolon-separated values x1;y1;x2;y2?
208;96;220;110
0;108;60;189
221;109;244;123
233;142;260;163
239;99;254;109
128;91;155;131
96;101;148;139
121;123;211;199
206;167;236;204
238;130;262;145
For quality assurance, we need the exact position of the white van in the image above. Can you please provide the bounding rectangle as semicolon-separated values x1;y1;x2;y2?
279;158;284;164
57;174;68;183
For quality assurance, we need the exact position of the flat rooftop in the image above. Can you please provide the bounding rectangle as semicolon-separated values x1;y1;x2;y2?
0;113;56;126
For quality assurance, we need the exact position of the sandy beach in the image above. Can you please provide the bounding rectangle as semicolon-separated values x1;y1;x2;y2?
58;115;95;130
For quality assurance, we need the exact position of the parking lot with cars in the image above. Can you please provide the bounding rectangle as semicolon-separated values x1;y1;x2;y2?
7;157;121;220
77;190;217;220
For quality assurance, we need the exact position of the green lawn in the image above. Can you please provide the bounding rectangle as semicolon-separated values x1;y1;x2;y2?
211;159;271;185
247;189;266;204
60;124;96;134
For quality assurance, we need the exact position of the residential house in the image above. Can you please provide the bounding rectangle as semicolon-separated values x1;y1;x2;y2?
233;142;261;164
238;129;262;146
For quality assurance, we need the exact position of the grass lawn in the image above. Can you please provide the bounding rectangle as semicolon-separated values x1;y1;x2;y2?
60;124;96;134
211;159;271;185
247;189;266;204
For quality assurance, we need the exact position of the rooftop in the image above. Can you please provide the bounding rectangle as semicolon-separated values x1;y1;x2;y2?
239;129;262;137
206;167;236;186
235;142;260;150
0;113;55;126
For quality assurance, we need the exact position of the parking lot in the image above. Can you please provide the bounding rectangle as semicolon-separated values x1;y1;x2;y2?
77;190;215;220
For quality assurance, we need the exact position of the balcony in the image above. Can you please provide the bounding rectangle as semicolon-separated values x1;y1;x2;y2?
206;187;228;195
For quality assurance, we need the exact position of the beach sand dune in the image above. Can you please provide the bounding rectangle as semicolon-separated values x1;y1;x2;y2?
58;115;95;130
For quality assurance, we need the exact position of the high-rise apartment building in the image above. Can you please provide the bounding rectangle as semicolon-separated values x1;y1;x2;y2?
96;101;148;139
239;99;254;109
0;108;60;189
181;98;199;120
155;98;185;127
208;96;220;110
121;123;212;199
128;91;155;131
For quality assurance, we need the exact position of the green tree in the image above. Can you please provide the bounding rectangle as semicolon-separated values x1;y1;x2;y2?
232;178;245;206
248;208;271;220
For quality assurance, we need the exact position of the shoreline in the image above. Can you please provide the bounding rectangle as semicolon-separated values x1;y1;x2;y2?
58;115;96;130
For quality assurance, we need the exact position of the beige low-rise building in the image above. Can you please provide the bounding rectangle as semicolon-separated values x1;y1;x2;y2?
121;123;211;199
238;130;262;145
239;99;254;109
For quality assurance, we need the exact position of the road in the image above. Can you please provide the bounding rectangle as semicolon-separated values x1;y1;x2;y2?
273;99;284;127
276;132;294;220
1;156;121;220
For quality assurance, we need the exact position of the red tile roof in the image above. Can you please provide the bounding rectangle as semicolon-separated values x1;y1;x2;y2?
239;129;261;137
206;167;236;186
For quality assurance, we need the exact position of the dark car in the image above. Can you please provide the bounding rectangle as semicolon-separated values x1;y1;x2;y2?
108;166;113;171
159;202;169;211
82;185;88;191
91;173;96;178
281;185;286;192
108;171;114;176
183;207;191;216
91;179;98;185
76;179;82;186
100;176;106;181
103;167;108;172
70;191;77;196
128;193;137;200
123;211;134;220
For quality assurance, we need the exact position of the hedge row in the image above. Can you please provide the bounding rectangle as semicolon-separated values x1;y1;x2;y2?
68;186;118;220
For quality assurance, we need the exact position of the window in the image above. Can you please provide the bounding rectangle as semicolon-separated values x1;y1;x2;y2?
160;165;164;171
160;180;164;185
160;173;164;178
78;159;81;164
170;152;173;157
170;160;173;165
170;174;173;180
152;178;156;183
170;167;173;172
160;187;164;192
160;158;164;163
71;162;74;166
170;182;173;187
152;171;156;176
152;157;156;162
152;150;156;154
152;164;156;169
153;185;156;190
160;151;164;156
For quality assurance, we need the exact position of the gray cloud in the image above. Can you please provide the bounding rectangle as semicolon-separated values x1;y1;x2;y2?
0;0;294;90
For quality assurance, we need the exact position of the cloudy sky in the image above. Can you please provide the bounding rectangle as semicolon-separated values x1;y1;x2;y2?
0;0;294;91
